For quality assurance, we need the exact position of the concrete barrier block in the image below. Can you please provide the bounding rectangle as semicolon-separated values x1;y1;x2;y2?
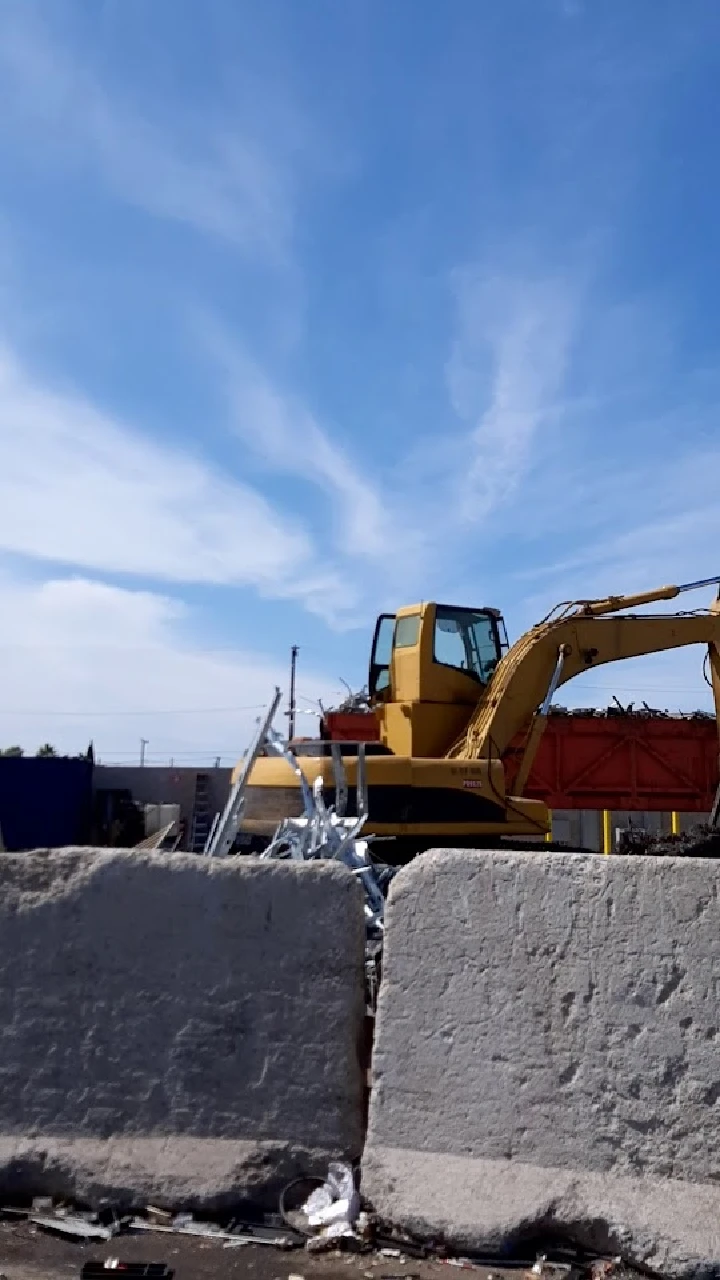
0;849;366;1208
363;849;720;1278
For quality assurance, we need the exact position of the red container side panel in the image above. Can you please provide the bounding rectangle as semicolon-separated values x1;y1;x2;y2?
504;714;720;812
322;709;720;812
322;711;381;742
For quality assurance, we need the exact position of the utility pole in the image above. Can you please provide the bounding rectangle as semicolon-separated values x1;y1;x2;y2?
140;738;148;767
288;645;299;741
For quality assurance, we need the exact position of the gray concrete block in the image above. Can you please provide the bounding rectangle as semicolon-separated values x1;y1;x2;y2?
362;849;720;1278
0;849;366;1208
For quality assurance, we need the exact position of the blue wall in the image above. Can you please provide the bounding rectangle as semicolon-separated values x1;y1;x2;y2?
0;757;93;851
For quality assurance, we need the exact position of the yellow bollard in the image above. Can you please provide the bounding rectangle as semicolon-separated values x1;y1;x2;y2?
545;809;553;843
602;810;613;855
671;811;681;836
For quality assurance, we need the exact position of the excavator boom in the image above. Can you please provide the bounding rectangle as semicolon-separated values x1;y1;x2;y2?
448;581;720;790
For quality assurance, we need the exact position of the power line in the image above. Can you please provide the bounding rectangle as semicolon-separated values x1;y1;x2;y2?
0;703;272;718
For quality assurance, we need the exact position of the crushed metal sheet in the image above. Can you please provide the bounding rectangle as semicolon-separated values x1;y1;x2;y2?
128;1217;295;1247
30;1214;115;1241
145;1206;172;1225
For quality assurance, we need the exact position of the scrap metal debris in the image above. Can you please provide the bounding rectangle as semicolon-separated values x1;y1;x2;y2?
82;1266;173;1279
615;821;720;858
259;742;396;1006
133;822;179;852
128;1212;297;1248
199;692;396;1007
529;1259;577;1278
30;1213;116;1242
0;1199;663;1279
327;684;373;716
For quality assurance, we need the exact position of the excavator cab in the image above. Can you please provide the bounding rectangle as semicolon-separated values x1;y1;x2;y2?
368;602;509;757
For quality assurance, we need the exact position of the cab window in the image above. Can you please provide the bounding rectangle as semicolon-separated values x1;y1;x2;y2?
369;613;395;695
433;607;502;683
394;614;420;648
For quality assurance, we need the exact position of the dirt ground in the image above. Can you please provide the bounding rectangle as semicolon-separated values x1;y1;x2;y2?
0;1219;560;1280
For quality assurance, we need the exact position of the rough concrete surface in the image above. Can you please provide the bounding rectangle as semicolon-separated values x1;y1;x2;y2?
362;849;720;1278
0;849;366;1208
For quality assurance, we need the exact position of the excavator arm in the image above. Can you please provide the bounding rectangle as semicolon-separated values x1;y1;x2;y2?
447;580;720;791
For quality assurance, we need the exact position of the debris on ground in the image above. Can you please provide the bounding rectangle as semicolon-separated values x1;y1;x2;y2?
297;1162;365;1253
303;1162;360;1229
145;1207;172;1226
584;1262;635;1280
81;1264;174;1279
0;1195;660;1279
616;821;720;858
30;1212;117;1242
129;1211;298;1248
527;1258;577;1278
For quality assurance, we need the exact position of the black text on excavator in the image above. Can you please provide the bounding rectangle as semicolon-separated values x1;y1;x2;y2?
236;577;720;860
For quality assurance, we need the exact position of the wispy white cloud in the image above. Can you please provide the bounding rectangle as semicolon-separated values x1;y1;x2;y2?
202;327;430;593
200;269;580;606
0;569;339;759
0;342;358;621
445;269;577;524
0;2;310;261
512;436;720;602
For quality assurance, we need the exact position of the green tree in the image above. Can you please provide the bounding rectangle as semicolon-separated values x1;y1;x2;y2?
1;746;24;757
35;744;57;757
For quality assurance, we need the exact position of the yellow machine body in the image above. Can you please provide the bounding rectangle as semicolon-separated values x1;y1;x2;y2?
238;751;548;846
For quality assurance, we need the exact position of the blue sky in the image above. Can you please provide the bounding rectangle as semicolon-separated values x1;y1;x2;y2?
1;0;720;762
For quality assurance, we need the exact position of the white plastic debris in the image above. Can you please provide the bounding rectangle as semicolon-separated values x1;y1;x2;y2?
327;1161;357;1204
302;1186;334;1218
308;1200;355;1228
299;1161;362;1249
306;1222;360;1253
302;1161;359;1230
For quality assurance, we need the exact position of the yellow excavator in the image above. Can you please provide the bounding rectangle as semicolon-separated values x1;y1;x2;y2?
235;576;720;858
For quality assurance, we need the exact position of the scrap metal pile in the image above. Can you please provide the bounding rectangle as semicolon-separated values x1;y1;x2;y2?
204;689;396;1007
258;736;396;1007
